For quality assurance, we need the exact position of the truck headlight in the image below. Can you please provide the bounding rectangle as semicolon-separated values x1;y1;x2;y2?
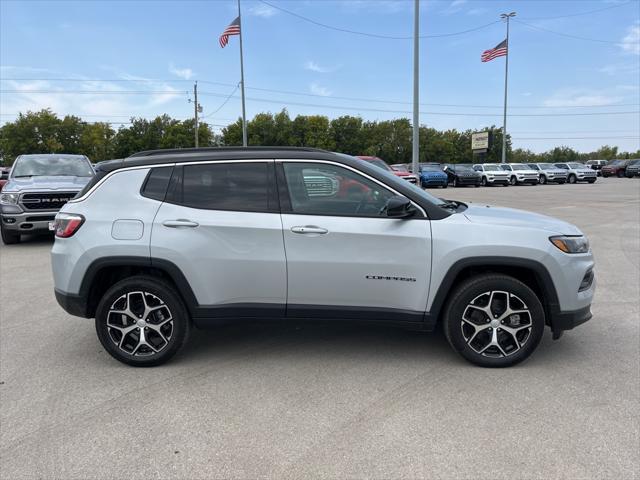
550;235;589;254
0;193;19;205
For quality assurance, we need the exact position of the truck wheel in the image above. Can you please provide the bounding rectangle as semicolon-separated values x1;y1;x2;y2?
1;225;20;245
443;274;545;368
95;276;191;367
568;174;577;184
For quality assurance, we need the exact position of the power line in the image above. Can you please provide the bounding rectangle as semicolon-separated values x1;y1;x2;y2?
0;89;189;95
514;19;623;44
201;85;240;119
4;78;638;109
198;90;640;116
518;1;637;20
258;0;500;40
513;136;640;140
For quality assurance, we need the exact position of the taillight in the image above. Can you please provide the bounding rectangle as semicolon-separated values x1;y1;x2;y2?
54;213;85;238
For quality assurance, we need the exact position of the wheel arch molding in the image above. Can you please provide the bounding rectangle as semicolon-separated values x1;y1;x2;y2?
428;257;561;329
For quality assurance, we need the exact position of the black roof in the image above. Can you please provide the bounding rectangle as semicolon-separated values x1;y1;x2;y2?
97;147;340;173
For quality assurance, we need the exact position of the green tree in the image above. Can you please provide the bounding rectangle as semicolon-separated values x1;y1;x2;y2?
79;123;115;161
330;115;364;155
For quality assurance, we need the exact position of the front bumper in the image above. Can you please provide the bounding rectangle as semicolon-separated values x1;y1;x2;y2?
486;176;510;185
1;211;56;233
455;177;482;186
516;176;539;184
421;176;448;187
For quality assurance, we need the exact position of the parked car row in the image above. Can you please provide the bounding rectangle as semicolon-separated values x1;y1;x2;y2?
379;160;606;188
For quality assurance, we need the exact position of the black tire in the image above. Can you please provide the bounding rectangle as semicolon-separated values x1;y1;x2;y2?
616;170;624;178
539;175;547;185
1;225;20;245
509;176;517;186
481;177;487;187
442;183;448;189
568;174;577;184
452;178;458;187
443;274;545;368
95;275;190;367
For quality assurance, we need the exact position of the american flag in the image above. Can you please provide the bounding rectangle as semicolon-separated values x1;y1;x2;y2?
219;17;241;48
481;39;507;62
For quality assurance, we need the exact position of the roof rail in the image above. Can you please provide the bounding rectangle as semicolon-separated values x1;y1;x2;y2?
128;146;328;158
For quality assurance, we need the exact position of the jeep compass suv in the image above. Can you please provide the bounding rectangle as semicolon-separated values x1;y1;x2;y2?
51;147;595;368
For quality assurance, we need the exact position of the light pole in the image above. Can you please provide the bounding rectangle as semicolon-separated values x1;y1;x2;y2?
411;0;420;181
500;11;515;164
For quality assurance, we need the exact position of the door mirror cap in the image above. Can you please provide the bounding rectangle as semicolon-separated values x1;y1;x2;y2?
383;195;416;218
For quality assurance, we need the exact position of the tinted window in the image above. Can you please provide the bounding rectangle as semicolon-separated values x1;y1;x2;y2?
173;162;269;212
282;162;395;217
141;166;173;201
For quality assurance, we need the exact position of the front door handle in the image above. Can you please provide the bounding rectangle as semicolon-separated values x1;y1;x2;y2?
162;219;199;228
291;225;328;235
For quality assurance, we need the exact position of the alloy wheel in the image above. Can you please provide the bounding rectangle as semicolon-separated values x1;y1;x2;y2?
461;290;532;358
106;291;174;356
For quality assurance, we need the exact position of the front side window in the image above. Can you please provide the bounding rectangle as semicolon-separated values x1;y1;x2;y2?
171;162;270;212
282;162;396;217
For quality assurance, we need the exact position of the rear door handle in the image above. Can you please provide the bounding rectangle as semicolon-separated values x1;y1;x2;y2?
291;225;328;235
162;219;199;228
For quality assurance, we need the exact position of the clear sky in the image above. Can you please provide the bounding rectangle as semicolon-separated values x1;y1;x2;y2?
1;0;639;153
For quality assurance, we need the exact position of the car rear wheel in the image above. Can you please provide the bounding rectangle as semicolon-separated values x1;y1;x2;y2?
1;225;20;245
568;174;577;184
95;276;190;367
443;274;545;368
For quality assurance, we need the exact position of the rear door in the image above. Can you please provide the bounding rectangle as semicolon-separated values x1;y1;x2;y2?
277;160;431;321
150;160;286;318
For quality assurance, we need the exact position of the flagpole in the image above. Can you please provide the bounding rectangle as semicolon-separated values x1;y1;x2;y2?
500;12;515;163
237;0;248;147
411;0;419;181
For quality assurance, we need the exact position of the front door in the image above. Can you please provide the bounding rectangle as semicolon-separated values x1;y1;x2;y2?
277;160;431;322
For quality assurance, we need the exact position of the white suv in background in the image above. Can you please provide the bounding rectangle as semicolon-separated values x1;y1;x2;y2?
51;147;595;368
554;163;597;184
527;163;568;185
500;164;540;185
472;164;511;186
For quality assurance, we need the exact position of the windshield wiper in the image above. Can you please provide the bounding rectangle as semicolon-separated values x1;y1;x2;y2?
14;175;34;178
439;200;459;210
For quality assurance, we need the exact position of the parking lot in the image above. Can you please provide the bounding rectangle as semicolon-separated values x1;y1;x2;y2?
0;177;638;479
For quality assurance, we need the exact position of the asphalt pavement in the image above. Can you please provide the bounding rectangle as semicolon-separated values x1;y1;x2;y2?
1;177;638;479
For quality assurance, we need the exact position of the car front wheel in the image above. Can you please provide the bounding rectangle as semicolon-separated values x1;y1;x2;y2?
443;274;545;367
539;175;547;185
509;176;517;186
568;174;577;184
95;276;190;367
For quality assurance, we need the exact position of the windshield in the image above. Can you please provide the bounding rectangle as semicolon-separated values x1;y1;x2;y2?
391;165;408;172
538;163;555;170
568;163;585;169
608;160;624;166
483;164;502;171
12;155;93;177
511;164;533;171
455;165;474;172
420;164;442;171
499;165;512;171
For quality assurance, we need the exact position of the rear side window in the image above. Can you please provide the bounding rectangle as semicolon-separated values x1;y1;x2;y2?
141;166;173;201
169;162;273;212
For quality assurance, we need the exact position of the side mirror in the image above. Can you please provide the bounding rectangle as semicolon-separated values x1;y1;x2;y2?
383;195;416;218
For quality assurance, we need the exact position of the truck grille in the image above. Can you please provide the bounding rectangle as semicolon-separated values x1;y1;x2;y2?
20;192;77;211
303;176;338;197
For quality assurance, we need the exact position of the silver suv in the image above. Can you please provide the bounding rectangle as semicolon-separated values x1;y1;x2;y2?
51;148;595;368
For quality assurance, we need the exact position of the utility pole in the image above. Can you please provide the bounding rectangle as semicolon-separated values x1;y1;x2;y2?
237;0;248;146
411;0;420;181
193;81;199;148
500;12;515;163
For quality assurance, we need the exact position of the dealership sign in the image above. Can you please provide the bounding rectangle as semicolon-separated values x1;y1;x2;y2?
471;131;489;152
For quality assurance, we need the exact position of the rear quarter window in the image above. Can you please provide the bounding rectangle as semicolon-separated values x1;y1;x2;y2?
141;166;174;201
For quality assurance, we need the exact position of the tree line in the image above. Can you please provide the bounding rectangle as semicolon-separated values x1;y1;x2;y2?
0;109;637;166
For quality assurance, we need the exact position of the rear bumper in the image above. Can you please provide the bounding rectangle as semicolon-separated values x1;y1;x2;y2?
55;288;90;318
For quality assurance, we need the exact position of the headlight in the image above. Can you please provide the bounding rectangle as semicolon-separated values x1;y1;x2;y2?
0;192;19;205
550;235;589;254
